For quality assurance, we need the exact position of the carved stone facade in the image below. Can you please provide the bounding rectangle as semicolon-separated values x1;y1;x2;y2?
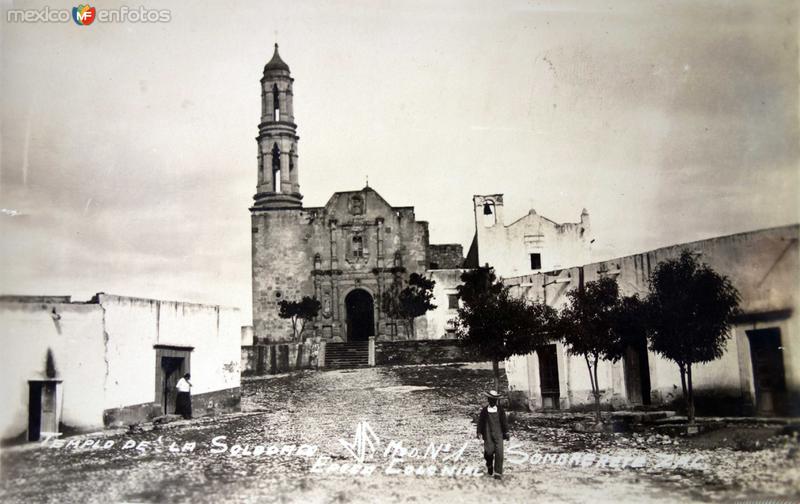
253;186;436;343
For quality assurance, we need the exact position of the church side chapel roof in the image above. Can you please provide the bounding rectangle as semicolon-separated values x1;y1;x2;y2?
264;43;290;73
504;207;585;230
321;186;415;215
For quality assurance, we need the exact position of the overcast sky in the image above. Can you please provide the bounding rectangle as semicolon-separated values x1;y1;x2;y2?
1;0;798;322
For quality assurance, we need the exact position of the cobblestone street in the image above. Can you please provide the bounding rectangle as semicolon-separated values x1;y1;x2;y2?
2;363;798;503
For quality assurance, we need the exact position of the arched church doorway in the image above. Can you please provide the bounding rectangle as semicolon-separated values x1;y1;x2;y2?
345;289;375;342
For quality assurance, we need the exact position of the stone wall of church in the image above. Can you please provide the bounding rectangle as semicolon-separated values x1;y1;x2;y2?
428;244;464;269
251;209;316;343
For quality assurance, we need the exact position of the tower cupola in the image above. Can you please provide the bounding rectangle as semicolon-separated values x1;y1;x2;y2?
263;44;290;73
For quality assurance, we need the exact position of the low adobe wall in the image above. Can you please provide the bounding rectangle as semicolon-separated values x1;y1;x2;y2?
375;339;479;366
241;341;318;376
102;387;241;427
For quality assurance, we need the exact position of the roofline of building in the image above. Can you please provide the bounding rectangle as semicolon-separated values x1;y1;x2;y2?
503;223;800;284
0;292;240;312
503;209;582;229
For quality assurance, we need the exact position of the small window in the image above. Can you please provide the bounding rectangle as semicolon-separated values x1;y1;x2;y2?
272;84;280;121
352;236;364;258
430;262;439;270
271;143;281;193
448;294;459;310
530;253;541;270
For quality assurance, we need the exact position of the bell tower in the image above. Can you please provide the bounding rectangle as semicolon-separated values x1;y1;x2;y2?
253;44;302;209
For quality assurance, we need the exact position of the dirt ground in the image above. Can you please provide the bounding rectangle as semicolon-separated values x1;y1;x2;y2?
1;363;798;503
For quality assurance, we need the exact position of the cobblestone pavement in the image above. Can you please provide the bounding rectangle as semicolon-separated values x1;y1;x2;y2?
1;363;798;503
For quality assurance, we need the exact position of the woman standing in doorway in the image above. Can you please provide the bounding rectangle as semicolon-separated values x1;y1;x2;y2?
175;373;192;419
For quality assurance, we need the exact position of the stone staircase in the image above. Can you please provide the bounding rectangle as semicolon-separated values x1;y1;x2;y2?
325;341;369;369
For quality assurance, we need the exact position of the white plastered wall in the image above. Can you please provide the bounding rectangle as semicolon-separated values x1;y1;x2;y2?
0;302;107;439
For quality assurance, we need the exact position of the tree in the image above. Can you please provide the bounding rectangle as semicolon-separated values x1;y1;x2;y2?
645;251;740;423
381;273;437;338
455;267;558;390
278;296;322;341
610;293;650;361
558;276;623;422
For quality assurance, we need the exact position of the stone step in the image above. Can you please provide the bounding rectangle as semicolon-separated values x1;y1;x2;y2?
325;353;368;369
324;341;370;369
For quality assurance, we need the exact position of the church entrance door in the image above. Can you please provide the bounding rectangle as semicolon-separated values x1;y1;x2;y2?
345;289;375;342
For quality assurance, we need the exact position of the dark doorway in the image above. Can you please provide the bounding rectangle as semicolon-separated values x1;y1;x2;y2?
747;328;787;416
623;337;652;406
28;380;59;441
154;345;192;415
160;357;184;415
345;289;375;342
538;344;560;409
28;383;41;441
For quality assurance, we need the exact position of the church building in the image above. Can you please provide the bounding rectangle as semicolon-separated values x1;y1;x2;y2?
250;45;463;345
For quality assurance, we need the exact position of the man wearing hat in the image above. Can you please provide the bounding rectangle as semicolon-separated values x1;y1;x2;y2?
476;389;510;479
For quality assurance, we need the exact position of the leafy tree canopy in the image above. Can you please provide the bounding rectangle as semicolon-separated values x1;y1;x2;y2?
646;250;741;367
381;272;436;338
559;276;622;362
278;296;322;340
609;293;650;356
456;267;557;363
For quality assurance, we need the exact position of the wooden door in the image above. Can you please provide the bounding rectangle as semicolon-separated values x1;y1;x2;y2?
747;328;787;415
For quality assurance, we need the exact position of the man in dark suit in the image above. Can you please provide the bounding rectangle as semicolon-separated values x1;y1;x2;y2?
476;389;509;479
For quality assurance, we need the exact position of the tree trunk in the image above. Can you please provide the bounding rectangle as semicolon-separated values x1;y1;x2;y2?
492;359;501;391
584;355;601;423
686;363;695;424
296;344;303;369
678;362;687;415
593;356;601;423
